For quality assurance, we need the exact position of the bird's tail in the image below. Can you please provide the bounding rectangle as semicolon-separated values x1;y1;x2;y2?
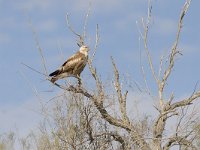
49;69;62;83
49;70;60;76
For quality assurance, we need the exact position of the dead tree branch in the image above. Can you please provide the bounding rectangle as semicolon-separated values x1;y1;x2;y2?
163;136;198;150
152;0;193;149
159;0;192;105
111;57;130;124
170;91;200;110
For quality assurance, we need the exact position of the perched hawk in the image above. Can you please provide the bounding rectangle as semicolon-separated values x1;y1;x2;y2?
49;45;89;83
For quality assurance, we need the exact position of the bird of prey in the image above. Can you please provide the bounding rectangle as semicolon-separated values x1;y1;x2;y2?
49;45;89;83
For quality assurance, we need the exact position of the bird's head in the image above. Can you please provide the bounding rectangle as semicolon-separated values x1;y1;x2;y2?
79;45;89;56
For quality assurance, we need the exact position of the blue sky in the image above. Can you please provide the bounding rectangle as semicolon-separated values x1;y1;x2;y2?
0;0;200;138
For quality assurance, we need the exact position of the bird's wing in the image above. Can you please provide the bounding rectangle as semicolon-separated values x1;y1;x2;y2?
60;52;86;73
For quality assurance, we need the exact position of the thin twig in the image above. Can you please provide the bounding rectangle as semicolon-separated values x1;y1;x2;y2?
66;13;81;37
66;13;84;46
91;24;100;63
28;17;48;76
139;37;152;95
21;62;48;77
83;2;92;40
142;0;158;84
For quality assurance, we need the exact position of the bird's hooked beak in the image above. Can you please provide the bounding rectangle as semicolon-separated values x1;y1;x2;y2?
82;45;89;52
86;46;90;52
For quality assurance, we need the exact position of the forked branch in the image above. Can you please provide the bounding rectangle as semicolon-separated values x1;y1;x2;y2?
159;0;192;98
153;0;193;148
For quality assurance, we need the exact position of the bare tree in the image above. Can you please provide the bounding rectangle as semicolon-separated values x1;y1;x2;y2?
23;0;200;150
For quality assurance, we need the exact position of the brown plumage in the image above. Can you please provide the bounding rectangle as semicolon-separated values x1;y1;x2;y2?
49;45;89;83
